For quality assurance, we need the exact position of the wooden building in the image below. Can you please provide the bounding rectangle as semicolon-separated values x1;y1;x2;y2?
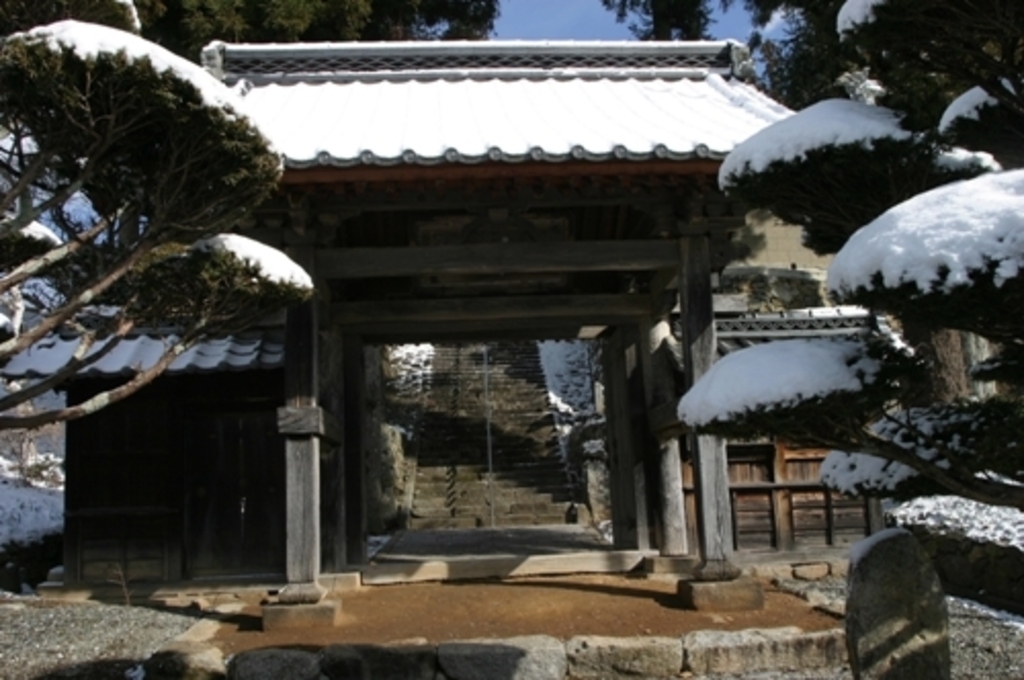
12;40;880;588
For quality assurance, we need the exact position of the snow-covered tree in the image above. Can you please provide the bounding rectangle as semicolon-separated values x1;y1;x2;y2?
0;19;312;429
678;0;1024;509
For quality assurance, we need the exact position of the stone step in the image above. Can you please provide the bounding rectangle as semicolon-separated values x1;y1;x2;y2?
406;513;574;530
415;466;565;483
412;487;572;508
412;481;571;500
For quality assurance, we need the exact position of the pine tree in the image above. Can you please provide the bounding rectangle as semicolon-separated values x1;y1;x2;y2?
601;0;715;39
0;19;311;429
136;0;500;60
678;0;1024;508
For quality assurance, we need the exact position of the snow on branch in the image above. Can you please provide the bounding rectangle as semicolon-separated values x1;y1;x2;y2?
940;81;1017;134
821;450;918;494
828;169;1024;297
191;234;313;289
20;20;244;113
677;337;882;428
718;99;909;189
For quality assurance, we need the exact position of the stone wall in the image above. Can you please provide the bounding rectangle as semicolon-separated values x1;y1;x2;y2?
905;524;1024;615
719;266;831;313
215;627;846;680
731;211;832;272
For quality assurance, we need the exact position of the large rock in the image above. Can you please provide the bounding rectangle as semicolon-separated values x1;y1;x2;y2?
683;627;846;675
320;644;438;680
226;648;321;680
438;635;566;680
846;527;950;679
566;635;682;678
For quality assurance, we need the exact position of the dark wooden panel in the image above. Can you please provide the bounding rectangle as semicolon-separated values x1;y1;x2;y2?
185;411;285;578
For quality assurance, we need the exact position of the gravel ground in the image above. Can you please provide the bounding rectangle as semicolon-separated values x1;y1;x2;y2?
0;596;198;679
2;579;1023;679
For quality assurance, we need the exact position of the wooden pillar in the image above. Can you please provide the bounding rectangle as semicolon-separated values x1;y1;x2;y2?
601;328;640;550
679;236;740;581
282;293;321;585
622;327;653;552
342;333;367;566
638;317;688;556
318;323;347;574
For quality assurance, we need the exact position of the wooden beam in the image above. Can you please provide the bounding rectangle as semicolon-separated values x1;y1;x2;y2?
333;294;651;325
316;240;679;280
679;236;740;581
281;159;721;186
356;322;584;344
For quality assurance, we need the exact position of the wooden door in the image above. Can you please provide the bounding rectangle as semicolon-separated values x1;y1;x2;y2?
184;411;286;577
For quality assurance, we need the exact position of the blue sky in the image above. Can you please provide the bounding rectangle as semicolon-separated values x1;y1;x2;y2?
492;0;759;42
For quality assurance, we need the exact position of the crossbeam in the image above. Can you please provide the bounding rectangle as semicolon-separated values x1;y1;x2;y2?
332;294;650;325
317;240;680;280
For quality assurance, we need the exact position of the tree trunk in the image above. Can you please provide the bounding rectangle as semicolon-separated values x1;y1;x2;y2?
651;0;671;40
902;321;971;404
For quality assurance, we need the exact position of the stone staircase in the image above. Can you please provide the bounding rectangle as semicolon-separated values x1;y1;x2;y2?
409;342;575;529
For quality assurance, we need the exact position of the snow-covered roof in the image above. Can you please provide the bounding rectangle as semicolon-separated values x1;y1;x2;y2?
2;329;284;380
203;40;791;169
715;306;873;355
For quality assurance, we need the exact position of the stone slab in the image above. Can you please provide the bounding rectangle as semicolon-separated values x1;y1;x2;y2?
319;572;362;594
566;635;683;678
278;582;326;604
677;576;764;611
644;555;699;575
438;635;566;680
793;563;831;581
261;601;342;630
683;627;847;675
363;551;649;585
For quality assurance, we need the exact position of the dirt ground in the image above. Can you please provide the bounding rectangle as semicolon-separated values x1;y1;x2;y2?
211;574;841;656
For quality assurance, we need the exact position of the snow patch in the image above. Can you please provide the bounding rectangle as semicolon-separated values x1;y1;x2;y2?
538;340;604;469
837;0;887;35
940;86;1000;133
115;0;142;31
821;450;918;494
20;222;61;246
828;169;1024;296
0;460;63;548
936;147;1002;174
192;234;312;289
678;338;881;427
719;99;908;188
892;495;1024;551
